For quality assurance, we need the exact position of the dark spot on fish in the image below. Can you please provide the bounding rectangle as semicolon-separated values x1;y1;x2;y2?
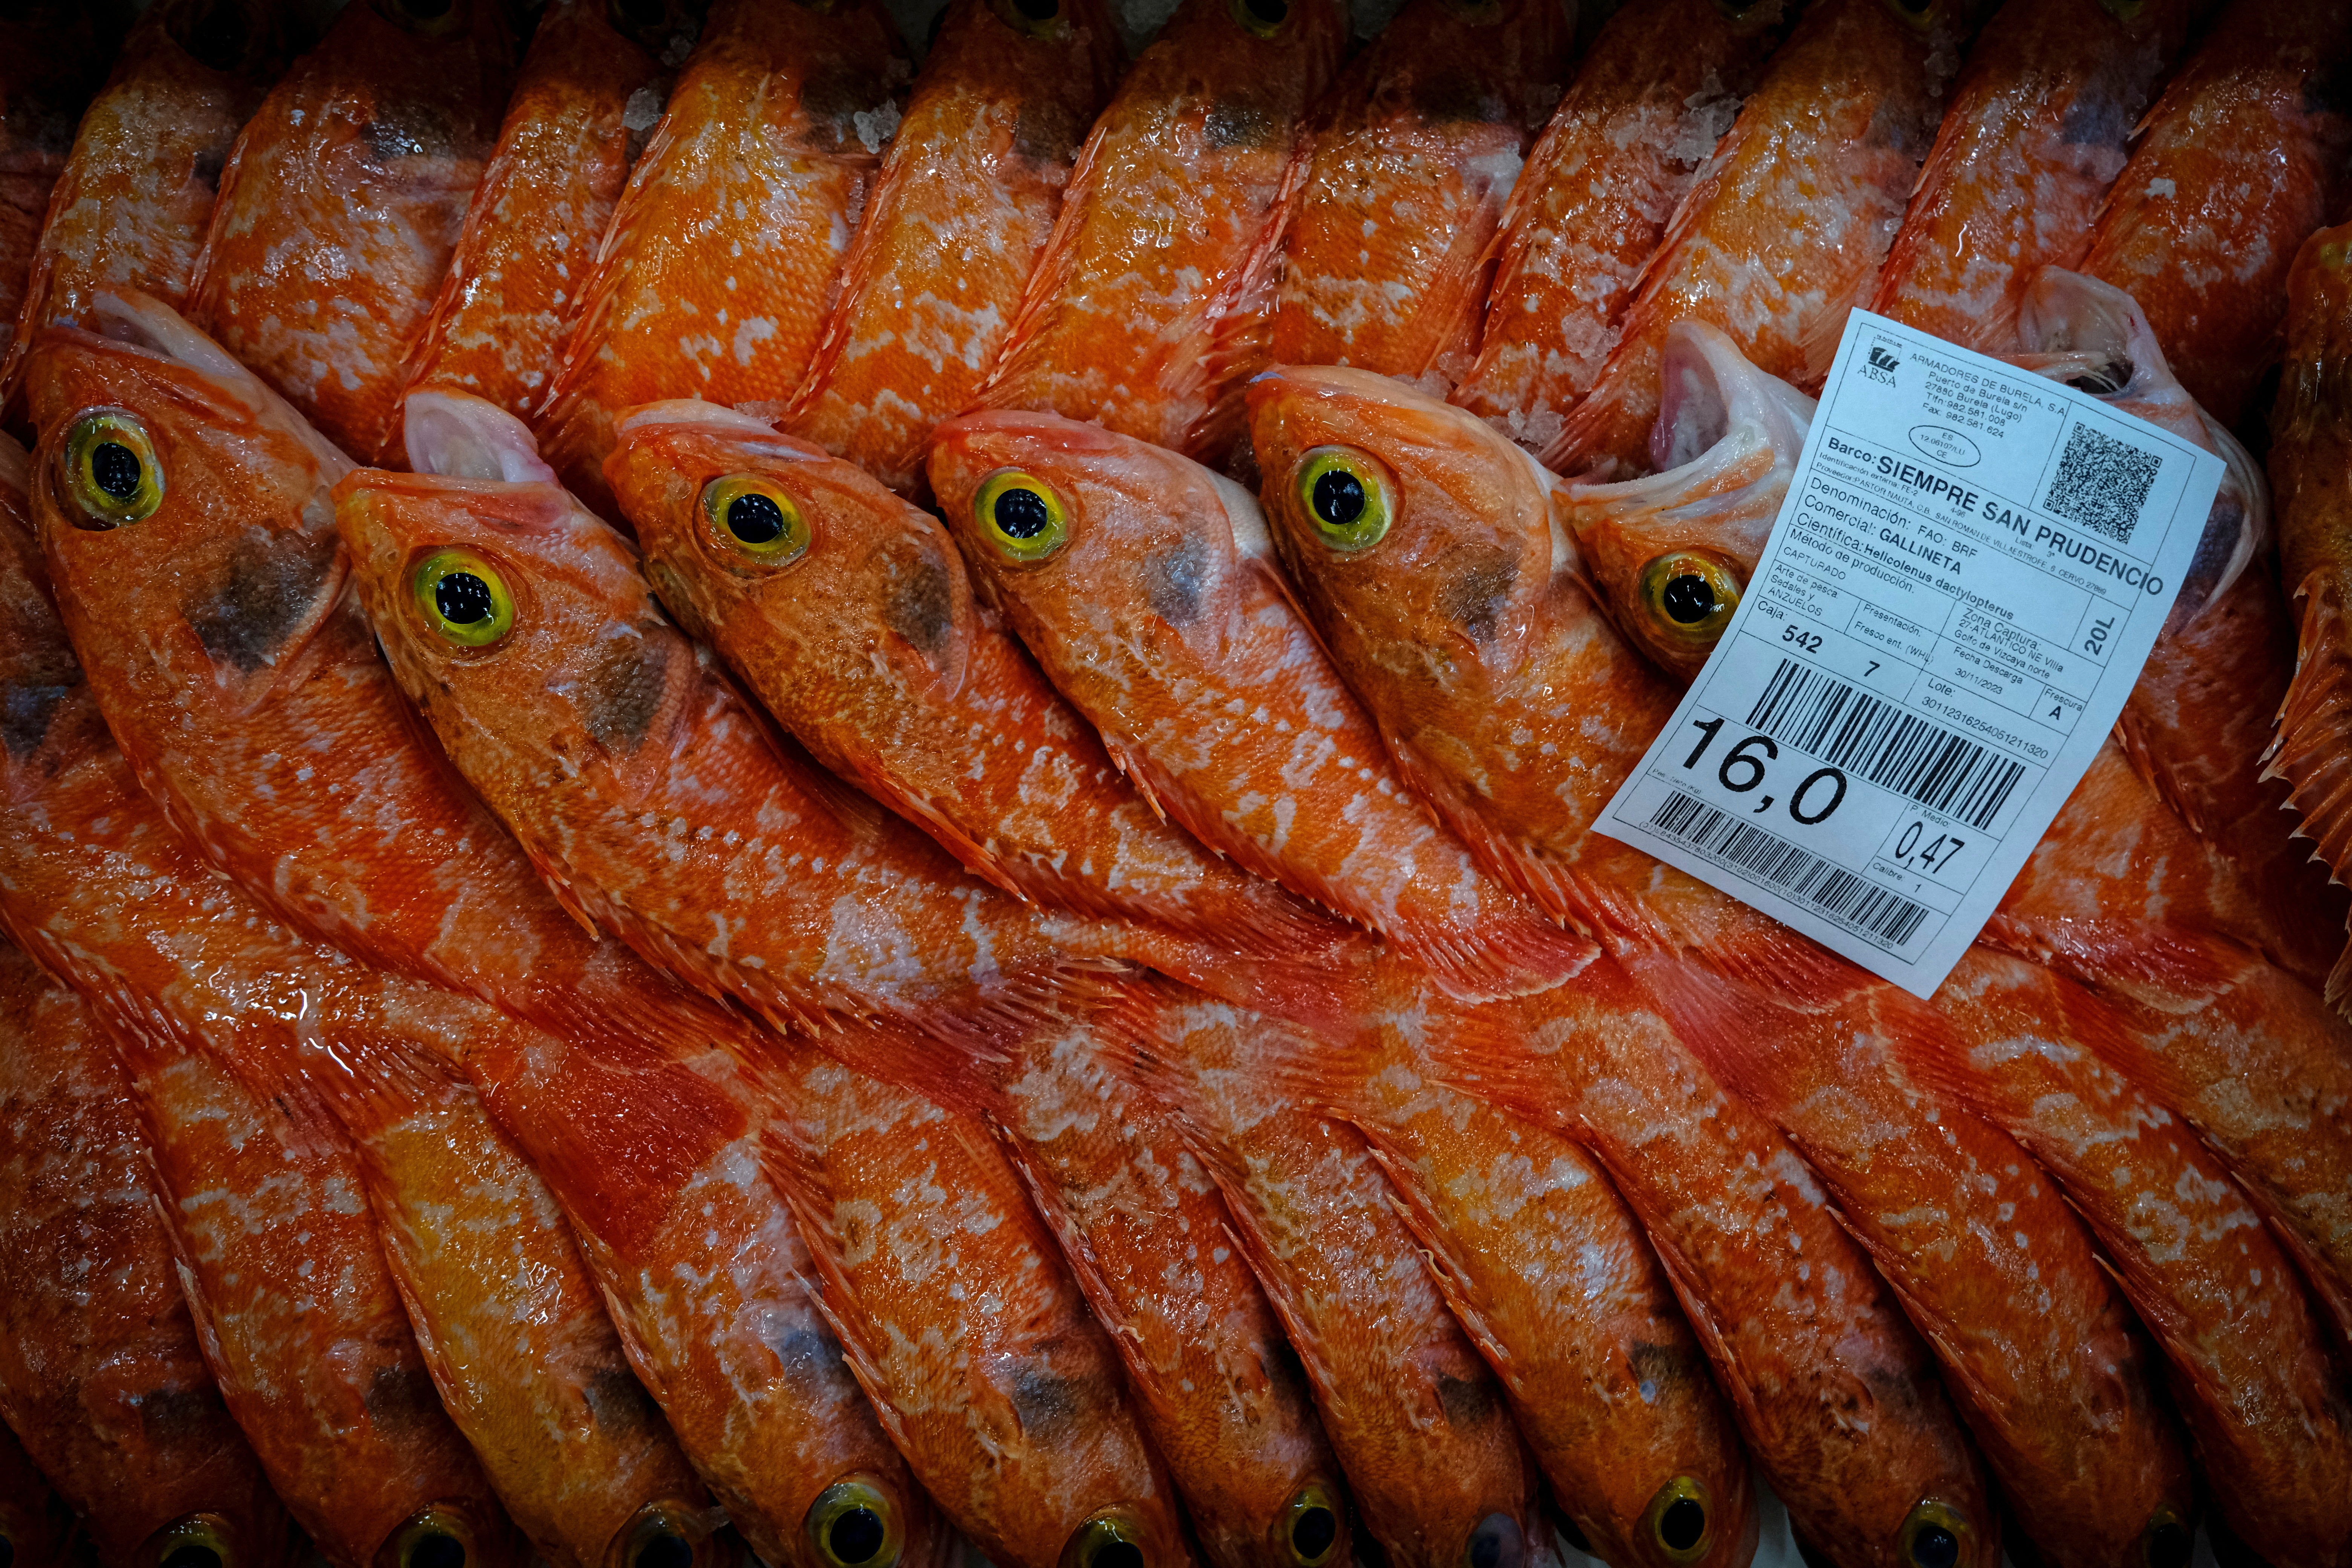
359;101;457;162
1439;548;1517;644
1261;1326;1310;1396
1629;1339;1699;1393
134;1381;230;1441
1408;70;1507;126
1145;533;1210;625
584;1361;662;1433
1009;1346;1112;1442
767;1324;853;1394
183;527;340;675
1205;96;1273;149
802;66;887;152
192;144;229;192
885;550;954;659
2;681;76;760
1435;1367;1501;1427
1012;100;1078;164
364;1362;443;1427
582;632;672;751
2057;89;2128;148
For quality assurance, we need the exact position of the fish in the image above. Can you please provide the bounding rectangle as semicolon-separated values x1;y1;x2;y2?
1448;0;1787;453
1246;365;2206;1568
1265;0;1575;394
535;0;910;512
1865;0;2210;352
602;399;1359;985
17;294;943;1568
0;937;291;1568
780;0;1124;495
0;0;284;407
388;0;667;448
2078;0;2352;429
925;409;1590;1002
969;0;1347;462
334;387;1355;1568
0;0;121;369
186;0;514;461
1543;0;1974;478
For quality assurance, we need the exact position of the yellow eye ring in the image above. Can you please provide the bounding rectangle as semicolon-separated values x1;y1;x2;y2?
972;470;1070;563
608;1504;716;1568
1279;1484;1343;1568
1228;0;1291;37
413;549;516;649
2136;1508;2190;1568
1897;1501;1972;1568
700;473;811;567
1641;1478;1714;1566
1293;447;1393;553
383;1508;475;1568
991;0;1067;35
1637;551;1741;650
1878;0;1942;29
1060;1508;1149;1568
146;1514;237;1568
60;410;164;529
807;1477;904;1568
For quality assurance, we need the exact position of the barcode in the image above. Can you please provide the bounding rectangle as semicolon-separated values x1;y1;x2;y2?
1745;659;2024;830
2042;421;2159;544
1649;792;1931;948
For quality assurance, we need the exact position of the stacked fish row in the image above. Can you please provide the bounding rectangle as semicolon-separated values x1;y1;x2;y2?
1;2;2350;1568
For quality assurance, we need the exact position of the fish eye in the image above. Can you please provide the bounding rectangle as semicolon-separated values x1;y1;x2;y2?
991;0;1066;35
1292;447;1393;553
412;548;517;649
374;0;466;35
2137;1509;2190;1568
1637;551;1741;650
1464;1513;1524;1568
147;1515;237;1568
1897;1501;1971;1568
1228;0;1290;37
972;470;1070;563
1641;1478;1713;1565
1280;1484;1343;1567
700;474;811;568
1059;1508;1149;1568
807;1478;903;1568
58;411;165;530
380;1508;475;1568
607;1505;718;1568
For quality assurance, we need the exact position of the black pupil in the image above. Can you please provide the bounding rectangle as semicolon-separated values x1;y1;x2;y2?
1910;1527;1959;1568
1311;470;1365;528
1014;0;1059;19
2147;1525;2190;1568
994;487;1051;541
1660;573;1717;625
90;441;143;501
162;1548;221;1568
1659;1500;1706;1554
2;1534;16;1568
829;1509;887;1566
435;571;496;626
1246;0;1288;21
1093;1542;1144;1568
1292;1508;1337;1563
409;1534;466;1568
635;1534;693;1568
726;492;787;546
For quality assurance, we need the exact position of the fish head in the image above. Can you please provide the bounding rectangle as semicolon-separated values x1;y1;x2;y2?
1561;322;1813;680
601;1503;733;1568
372;1504;527;1568
334;392;695;798
606;401;977;701
21;292;357;722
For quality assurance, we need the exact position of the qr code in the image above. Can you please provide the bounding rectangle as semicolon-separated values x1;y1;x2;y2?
2042;421;2160;543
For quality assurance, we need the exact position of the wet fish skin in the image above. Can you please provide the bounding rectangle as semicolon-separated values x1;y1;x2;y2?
783;0;1124;495
0;1;121;369
1450;0;1787;453
187;0;514;461
971;0;1347;460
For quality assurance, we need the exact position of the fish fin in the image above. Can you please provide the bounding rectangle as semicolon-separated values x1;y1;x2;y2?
974;115;1112;410
1352;1130;1519;1378
595;1277;676;1410
2266;571;2352;899
793;1012;1010;1122
1176;119;1318;461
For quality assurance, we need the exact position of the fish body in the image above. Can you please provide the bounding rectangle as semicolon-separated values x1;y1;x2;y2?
971;0;1347;460
18;297;938;1568
0;0;283;406
1449;0;1785;452
1267;0;1574;393
0;2;119;369
536;0;909;510
392;0;663;441
925;409;1589;1002
1544;0;1969;477
1867;0;2208;351
2079;0;2352;427
782;0;1123;495
187;0;513;461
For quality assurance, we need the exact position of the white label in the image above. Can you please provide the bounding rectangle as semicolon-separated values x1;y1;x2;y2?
1594;310;2225;998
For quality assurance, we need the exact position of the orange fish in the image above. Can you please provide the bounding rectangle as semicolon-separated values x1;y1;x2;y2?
1544;0;1975;477
536;0;910;512
1866;0;2210;351
0;0;283;407
603;400;1357;985
1449;0;1788;452
970;0;1347;462
335;388;1355;1568
0;941;291;1568
389;0;666;448
781;0;1124;495
18;296;944;1568
926;409;1589;1002
2079;0;2352;428
1266;0;1574;394
0;1;120;370
187;0;514;461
